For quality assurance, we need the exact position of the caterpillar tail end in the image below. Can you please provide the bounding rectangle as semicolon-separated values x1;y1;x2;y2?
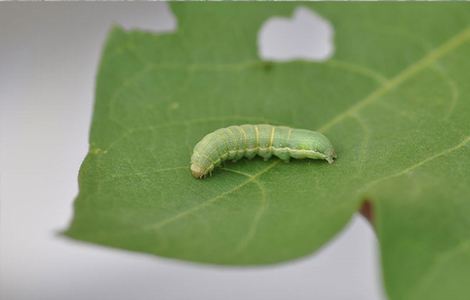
191;163;206;179
326;150;337;164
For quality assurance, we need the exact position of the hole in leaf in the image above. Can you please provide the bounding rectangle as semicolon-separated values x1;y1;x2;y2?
258;7;334;62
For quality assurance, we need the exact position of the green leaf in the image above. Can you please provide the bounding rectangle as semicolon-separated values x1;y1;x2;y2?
65;3;470;299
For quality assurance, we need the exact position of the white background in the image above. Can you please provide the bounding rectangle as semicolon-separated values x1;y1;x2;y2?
0;3;386;300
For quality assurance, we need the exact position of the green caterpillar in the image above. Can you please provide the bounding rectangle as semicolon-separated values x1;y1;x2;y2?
190;124;336;179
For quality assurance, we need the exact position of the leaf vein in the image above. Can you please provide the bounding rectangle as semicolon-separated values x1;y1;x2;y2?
318;27;470;133
145;161;279;231
361;136;470;193
221;167;269;254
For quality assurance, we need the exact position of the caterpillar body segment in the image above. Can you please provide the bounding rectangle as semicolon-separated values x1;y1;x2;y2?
190;124;336;179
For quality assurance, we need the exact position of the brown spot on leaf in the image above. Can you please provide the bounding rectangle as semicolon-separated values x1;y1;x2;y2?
360;199;374;224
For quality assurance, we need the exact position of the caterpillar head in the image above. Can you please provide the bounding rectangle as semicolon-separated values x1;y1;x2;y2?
190;163;206;179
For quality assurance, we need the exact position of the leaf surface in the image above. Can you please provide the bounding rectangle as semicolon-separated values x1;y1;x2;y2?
65;3;470;299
